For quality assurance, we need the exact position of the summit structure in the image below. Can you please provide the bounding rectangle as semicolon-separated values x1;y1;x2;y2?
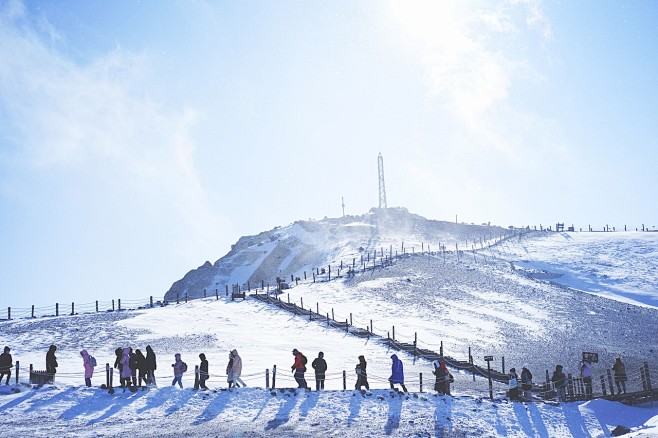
378;152;387;209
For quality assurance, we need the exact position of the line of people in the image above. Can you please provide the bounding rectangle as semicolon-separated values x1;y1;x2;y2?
10;343;630;400
292;350;454;395
508;356;628;402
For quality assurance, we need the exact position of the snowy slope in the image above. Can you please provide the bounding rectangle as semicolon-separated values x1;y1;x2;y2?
165;208;508;301
3;213;658;436
1;296;658;437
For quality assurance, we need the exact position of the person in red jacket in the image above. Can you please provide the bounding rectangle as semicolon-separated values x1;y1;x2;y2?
291;349;309;389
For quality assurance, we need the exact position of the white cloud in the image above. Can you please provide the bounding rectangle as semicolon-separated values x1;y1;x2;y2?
0;2;228;264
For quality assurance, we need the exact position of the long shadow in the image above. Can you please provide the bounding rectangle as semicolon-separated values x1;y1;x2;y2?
25;387;77;412
193;391;231;425
136;386;174;414
433;395;454;437
59;390;137;421
513;402;534;436
384;393;403;435
87;391;143;425
264;393;298;431
562;404;593;438
251;396;273;422
0;390;36;412
348;391;364;427
298;391;319;419
527;403;550;438
164;388;196;416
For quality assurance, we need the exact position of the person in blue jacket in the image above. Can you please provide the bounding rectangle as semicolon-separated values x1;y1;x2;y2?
389;354;408;392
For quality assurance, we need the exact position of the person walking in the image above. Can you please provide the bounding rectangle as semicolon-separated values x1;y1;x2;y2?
80;349;94;387
580;359;593;399
231;349;246;388
521;364;533;401
389;354;408;393
312;352;327;390
355;355;369;390
120;347;133;390
145;345;157;386
171;353;186;388
291;348;309;389
0;347;13;385
551;364;567;402
613;356;627;395
226;352;237;388
198;353;209;390
135;349;148;388
507;368;520;401
432;359;452;395
46;345;58;383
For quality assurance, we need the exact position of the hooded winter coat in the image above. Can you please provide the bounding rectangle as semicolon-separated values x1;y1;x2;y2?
145;345;157;371
389;354;404;384
231;350;242;376
172;354;185;376
80;349;94;379
120;348;132;378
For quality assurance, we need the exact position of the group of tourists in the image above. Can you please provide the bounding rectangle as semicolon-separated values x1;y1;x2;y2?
290;349;454;395
509;356;628;402
2;343;631;401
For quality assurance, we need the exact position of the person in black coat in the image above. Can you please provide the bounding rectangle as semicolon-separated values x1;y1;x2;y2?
46;345;58;383
311;352;327;390
355;355;369;390
0;346;12;385
551;364;567;402
198;353;209;390
135;349;148;387
145;345;157;386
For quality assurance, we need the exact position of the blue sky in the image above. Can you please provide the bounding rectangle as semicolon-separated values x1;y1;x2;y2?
1;0;657;309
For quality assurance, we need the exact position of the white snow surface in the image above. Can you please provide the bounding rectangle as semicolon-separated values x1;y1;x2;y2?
3;223;658;436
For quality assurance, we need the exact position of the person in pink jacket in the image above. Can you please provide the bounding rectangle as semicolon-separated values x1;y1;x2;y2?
80;350;94;387
120;347;133;390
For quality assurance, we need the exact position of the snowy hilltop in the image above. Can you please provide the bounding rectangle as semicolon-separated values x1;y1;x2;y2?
165;207;508;301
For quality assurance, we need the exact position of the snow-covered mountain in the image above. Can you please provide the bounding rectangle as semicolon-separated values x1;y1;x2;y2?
165;207;508;301
3;209;658;436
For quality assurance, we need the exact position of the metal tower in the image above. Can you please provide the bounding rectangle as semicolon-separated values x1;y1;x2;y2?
378;152;387;209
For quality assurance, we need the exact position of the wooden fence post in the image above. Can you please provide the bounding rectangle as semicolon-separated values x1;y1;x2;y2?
272;365;277;389
185;293;188;304
71;302;75;316
419;372;423;393
55;303;59;317
150;296;153;308
31;305;34;318
393;326;395;340
266;369;270;389
112;299;115;311
29;364;33;384
96;301;99;312
15;361;19;385
216;289;219;300
118;299;121;311
343;370;346;390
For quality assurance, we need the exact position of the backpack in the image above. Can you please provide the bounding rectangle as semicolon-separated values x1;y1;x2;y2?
90;356;97;367
301;355;308;366
181;362;188;373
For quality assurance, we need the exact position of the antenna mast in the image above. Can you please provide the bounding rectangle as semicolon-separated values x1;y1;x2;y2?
378;152;387;209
